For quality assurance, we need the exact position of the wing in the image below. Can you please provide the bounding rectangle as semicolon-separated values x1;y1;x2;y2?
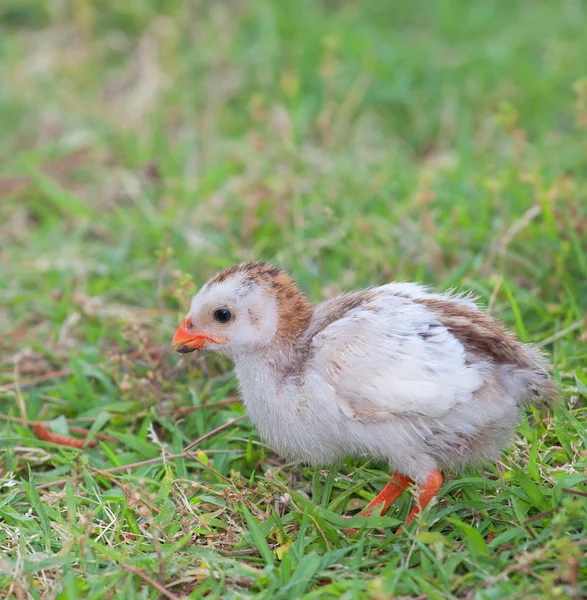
307;291;487;421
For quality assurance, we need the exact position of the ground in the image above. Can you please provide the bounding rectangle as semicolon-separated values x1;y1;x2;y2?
0;1;586;598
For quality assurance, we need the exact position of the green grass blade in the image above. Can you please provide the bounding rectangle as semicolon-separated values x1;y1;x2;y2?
447;518;489;557
26;466;51;551
240;504;274;567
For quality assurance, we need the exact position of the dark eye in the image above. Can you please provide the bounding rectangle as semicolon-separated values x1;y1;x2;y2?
213;308;232;323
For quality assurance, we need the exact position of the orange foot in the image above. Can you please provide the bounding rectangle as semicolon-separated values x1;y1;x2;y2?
397;470;443;533
344;470;443;534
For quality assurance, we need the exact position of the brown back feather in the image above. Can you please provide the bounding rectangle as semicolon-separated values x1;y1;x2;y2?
412;298;531;368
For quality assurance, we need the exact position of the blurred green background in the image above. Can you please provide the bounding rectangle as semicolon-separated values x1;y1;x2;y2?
1;1;586;598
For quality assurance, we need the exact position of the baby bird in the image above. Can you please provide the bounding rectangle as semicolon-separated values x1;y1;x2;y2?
172;262;555;528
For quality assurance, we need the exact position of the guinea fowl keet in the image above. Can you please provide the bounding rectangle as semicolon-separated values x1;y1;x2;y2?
172;262;555;529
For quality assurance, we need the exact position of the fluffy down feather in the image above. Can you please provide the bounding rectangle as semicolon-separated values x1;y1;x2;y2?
175;264;555;488
309;290;487;420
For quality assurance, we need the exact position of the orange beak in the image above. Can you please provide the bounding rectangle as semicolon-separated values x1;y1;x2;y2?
172;319;226;353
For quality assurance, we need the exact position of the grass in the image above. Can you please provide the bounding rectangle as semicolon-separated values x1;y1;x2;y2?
1;0;586;598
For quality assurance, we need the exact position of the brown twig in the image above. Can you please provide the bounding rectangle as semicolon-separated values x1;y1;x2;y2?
469;508;540;540
28;422;248;493
177;416;250;487
169;572;256;591
562;487;587;498
18;411;244;455
183;415;246;451
183;450;234;485
523;509;555;524
27;452;201;492
4;412;248;497
0;398;239;428
66;426;119;444
33;423;96;449
170;397;240;417
87;467;160;513
0;415;120;444
1;368;74;392
468;509;519;528
118;561;181;600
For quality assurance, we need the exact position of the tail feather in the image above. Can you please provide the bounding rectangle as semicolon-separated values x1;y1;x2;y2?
502;345;557;407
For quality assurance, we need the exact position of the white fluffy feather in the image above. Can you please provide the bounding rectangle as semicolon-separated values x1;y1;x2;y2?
180;268;552;486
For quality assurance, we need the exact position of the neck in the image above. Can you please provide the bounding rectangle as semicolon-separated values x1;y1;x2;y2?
277;297;313;340
267;277;314;341
232;330;310;382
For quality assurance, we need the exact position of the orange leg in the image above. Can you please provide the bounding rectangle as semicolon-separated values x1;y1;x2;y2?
361;471;412;517
344;470;442;535
343;471;411;535
400;470;443;531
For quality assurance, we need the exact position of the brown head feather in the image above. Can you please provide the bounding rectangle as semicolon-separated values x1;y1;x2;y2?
212;262;313;339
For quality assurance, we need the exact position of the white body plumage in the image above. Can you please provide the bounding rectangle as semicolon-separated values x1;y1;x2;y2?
175;265;553;488
233;283;536;484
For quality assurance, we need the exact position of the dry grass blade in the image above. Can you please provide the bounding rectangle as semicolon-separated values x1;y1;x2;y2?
119;562;182;600
0;399;238;427
537;320;584;348
0;345;166;392
14;415;248;493
27;451;218;492
183;415;246;451
0;147;92;196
